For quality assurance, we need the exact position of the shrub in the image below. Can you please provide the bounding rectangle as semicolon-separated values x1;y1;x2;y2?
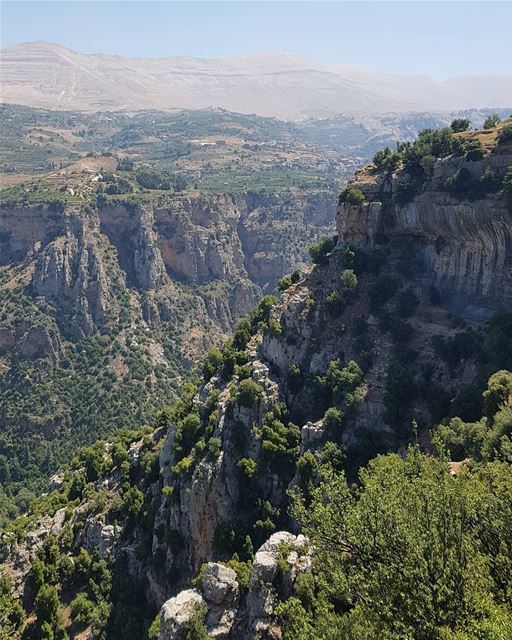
291;269;301;284
372;147;400;172
308;236;335;265
261;414;301;474
483;114;501;129
179;602;209;640
70;592;95;626
464;138;484;161
34;584;65;638
232;319;252;351
502;165;512;213
81;443;106;482
0;573;25;636
267;319;282;337
450;118;471;133
278;274;292;291
235;379;264;408
116;157;134;171
338;186;365;205
324;407;343;430
326;291;342;316
203;347;223;380
135;167;171;190
394;178;420;205
206;437;222;460
237;457;257;479
340;269;357;293
444;167;478;199
176;412;202;455
148;613;161;639
498;123;512;143
251;296;277;327
287;364;303;393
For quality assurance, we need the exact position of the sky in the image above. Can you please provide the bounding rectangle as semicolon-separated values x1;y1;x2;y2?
1;1;511;79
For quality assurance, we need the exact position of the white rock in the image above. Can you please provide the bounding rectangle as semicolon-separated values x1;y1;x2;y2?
159;589;204;640
203;563;238;605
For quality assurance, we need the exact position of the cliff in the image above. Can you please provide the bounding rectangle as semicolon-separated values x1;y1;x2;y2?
2;121;512;640
0;188;335;522
338;129;512;320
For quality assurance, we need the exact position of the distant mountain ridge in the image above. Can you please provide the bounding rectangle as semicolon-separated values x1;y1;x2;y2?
1;40;511;118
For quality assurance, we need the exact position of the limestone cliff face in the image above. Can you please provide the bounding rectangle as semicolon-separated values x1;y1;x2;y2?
3;132;512;640
0;189;335;466
237;191;334;284
32;212;122;338
142;139;512;605
337;144;512;319
0;189;334;357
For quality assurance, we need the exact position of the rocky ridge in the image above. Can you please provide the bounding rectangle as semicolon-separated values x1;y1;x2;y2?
0;187;334;524
2;122;512;639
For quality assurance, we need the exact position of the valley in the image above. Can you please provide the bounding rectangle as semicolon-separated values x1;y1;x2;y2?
1;117;511;640
2;105;505;522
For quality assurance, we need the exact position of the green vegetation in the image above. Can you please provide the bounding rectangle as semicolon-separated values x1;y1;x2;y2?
278;269;301;292
233;378;264;408
483;113;501;129
435;370;512;461
308;236;335;265
372;146;400;172
498;124;512;143
450;118;471;132
287;441;512;640
0;572;25;637
261;405;301;474
338;186;365;205
179;602;209;640
502;165;512;213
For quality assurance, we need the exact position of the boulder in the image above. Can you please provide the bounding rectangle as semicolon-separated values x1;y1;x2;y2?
203;563;238;605
159;589;205;640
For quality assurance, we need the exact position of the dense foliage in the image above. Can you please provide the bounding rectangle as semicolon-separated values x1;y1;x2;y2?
285;445;512;640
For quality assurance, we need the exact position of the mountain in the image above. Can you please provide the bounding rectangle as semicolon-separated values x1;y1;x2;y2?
8;102;492;526
1;41;512;118
2;120;512;639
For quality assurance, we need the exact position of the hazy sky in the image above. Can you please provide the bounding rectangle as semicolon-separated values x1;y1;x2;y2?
1;1;511;79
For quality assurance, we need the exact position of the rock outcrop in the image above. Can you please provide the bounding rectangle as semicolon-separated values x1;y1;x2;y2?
2;123;511;640
337;139;512;320
157;534;310;640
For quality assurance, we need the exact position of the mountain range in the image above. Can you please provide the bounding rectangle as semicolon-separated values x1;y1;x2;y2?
1;40;512;118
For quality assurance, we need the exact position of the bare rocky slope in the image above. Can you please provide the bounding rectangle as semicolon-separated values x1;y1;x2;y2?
2;41;512;118
2;121;511;639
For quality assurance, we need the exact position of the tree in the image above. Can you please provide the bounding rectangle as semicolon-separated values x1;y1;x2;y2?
323;407;343;430
34;584;65;639
179;602;209;640
309;236;335;265
502;165;512;213
81;443;106;482
70;592;95;626
450;118;471;133
292;448;512;640
235;379;263;408
498;124;512;143
483;114;501;129
340;269;357;294
463;138;484;161
338;186;365;205
0;572;25;637
372;147;400;172
202;347;223;380
278;274;293;291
